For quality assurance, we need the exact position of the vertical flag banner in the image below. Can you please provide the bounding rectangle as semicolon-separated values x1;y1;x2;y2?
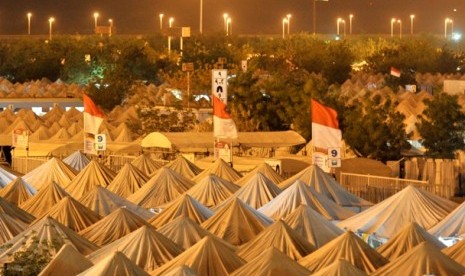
390;67;401;78
83;94;104;154
311;99;342;172
213;95;238;139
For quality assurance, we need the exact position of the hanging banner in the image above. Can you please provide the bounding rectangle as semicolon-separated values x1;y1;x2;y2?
12;129;29;149
212;69;228;104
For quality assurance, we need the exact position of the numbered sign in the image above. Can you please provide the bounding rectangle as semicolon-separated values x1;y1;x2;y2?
94;134;107;151
212;69;228;104
327;147;341;159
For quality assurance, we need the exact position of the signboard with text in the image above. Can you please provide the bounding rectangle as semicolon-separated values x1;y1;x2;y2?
12;129;29;149
212;69;228;104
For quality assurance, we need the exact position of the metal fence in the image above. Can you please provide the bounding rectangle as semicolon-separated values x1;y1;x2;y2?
339;172;455;203
12;156;52;174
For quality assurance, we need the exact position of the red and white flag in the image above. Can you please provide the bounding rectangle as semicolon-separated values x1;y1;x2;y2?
83;94;104;135
311;99;341;149
390;67;401;78
213;95;238;139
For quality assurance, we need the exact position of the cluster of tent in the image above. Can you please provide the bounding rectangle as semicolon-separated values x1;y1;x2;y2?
0;151;464;275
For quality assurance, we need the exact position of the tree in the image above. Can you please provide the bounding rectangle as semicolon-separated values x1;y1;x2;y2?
416;92;465;158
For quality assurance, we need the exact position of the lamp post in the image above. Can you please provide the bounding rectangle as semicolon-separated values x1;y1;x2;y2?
108;19;113;36
223;13;228;34
48;17;55;41
282;18;288;39
445;18;453;39
168;17;174;54
337;18;342;36
397;19;402;39
349;14;353;35
200;0;203;34
159;13;164;31
93;12;99;29
27;13;32;35
226;17;232;36
391;18;396;38
342;19;346;37
286;14;291;35
410;14;415;35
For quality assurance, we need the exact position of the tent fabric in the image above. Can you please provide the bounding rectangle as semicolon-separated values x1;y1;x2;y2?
186;174;240;208
87;225;183;271
377;222;446;260
214;172;281;210
128;168;195;209
0;212;28;244
284;204;344;249
235;163;284;186
0;217;99;264
0;166;18;188
107;163;149;198
48;127;73;141
79;207;151;246
372;242;465;276
310;259;368;276
157;217;216;250
164;156;202;179
298;231;388;274
192;159;242;183
78;186;153;220
151;236;246;276
237;220;315;262
159;265;197;276
149;194;213;228
338;185;459;239
38;244;93;276
22;157;78;190
0;177;36;206
230;247;310;276
20;181;70;219
62;151;90;172
64;160;116;199
201;198;273;246
78;251;149;276
0;196;34;225
31;196;101;232
278;165;373;209
258;180;355;221
131;154;163;176
443;238;465;265
429;201;465;238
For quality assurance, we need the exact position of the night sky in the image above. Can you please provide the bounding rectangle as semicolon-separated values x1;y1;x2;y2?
0;0;464;36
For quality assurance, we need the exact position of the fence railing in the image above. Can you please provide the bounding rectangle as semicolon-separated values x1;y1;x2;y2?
12;156;53;174
340;172;455;203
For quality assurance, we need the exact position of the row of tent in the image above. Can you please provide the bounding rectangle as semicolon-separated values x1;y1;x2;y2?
0;152;464;275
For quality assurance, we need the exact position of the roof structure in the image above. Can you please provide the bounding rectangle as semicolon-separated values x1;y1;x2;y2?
19;181;70;219
79;251;149;276
131;154;163;176
107;163;149;198
164;155;202;179
186;174;240;208
310;259;368;276
235;162;284;186
62;151;90;172
0;212;28;244
192;159;242;183
0;166;17;188
443;238;465;265
159;265;197;276
157;217;215;250
38;244;93;276
22;157;77;190
429;200;465;238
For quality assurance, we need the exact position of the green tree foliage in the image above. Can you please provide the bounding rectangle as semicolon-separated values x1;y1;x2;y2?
342;94;411;162
416;92;465;158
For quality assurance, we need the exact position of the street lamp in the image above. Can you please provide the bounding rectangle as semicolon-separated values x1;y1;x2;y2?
159;13;164;31
27;13;32;35
93;12;99;28
223;13;228;33
337;18;343;36
342;19;346;37
168;17;174;54
48;17;55;41
349;14;353;35
108;19;113;37
226;17;232;36
397;19;402;39
200;0;203;34
410;14;415;35
391;18;396;38
282;18;288;39
445;18;453;39
286;14;291;35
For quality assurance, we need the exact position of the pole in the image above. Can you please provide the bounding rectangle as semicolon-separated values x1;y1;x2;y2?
312;0;316;35
187;71;190;109
180;36;183;56
282;19;286;39
27;13;31;35
200;0;203;34
337;19;340;36
398;20;402;39
168;36;171;54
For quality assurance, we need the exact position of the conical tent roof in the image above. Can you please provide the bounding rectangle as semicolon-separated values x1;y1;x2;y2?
29;125;52;141
149;194;213;228
338;185;458;239
38;244;93;276
372;242;465;276
22;157;78;190
78;186;153;220
113;125;134;143
164;155;202;179
186;174;240;208
65;106;81;119
443;238;465;264
214;172;281;210
237;220;315;262
298;231;388;274
235;162;284;186
78;251;149;276
131;154;163;176
279;165;373;209
0;217;98;263
64;160;116;199
20;181;70;218
62;151;91;172
157;217;215;250
128;167;195;209
79;207;151;246
429;200;465;238
0;177;36;206
49;127;73;141
3;117;31;135
284;204;344;248
107;163;149;198
310;259;368;276
192;159;242;183
67;122;82;136
32;196;101;232
48;122;62;134
152;236;245;276
201;198;273;245
0;196;34;225
160;265;197;276
258;181;355;221
87;225;183;271
58;114;73;128
0;166;17;188
230;247;310;276
0;212;28;244
377;222;446;260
